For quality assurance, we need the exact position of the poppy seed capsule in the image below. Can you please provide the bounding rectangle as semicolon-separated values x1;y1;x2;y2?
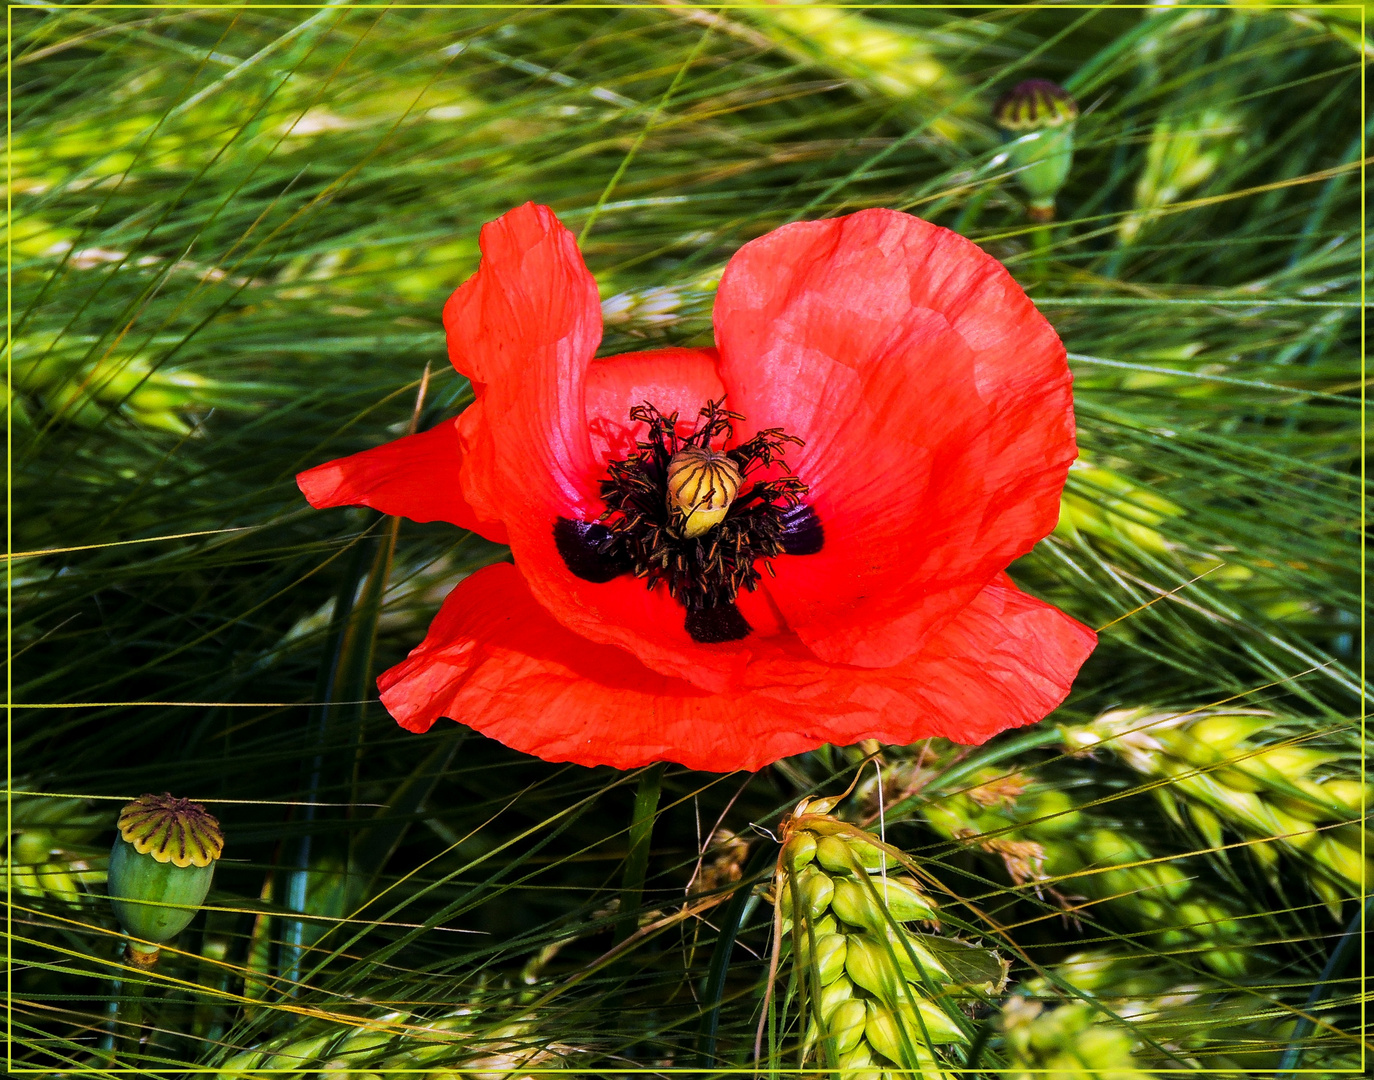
993;78;1079;131
107;793;222;966
665;446;741;538
993;79;1079;222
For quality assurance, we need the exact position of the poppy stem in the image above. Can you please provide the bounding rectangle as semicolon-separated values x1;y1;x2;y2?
1029;223;1054;285
616;763;665;947
113;941;151;1060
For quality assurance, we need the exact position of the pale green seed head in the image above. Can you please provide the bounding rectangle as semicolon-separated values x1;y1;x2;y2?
993;79;1079;131
666;446;740;538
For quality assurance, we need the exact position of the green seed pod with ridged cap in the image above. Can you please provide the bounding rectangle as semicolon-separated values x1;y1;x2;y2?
108;793;223;965
993;78;1078;221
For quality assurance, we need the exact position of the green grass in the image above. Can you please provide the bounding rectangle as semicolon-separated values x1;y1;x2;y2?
6;3;1365;1076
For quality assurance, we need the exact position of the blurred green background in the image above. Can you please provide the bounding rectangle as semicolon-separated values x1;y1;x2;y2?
6;2;1365;1076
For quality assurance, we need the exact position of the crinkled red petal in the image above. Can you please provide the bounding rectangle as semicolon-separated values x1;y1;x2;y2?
296;418;507;543
715;208;1077;667
378;562;1097;772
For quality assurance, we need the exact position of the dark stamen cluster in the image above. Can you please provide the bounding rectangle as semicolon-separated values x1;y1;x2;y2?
554;399;823;643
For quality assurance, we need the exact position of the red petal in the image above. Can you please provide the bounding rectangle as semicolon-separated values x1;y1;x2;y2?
441;204;751;692
442;203;604;520
378;562;774;767
378;563;1095;772
764;575;1099;750
296;419;506;542
715;209;1076;667
584;346;725;467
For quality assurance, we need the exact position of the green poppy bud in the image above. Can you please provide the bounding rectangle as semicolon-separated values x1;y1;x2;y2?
993;79;1079;222
107;793;223;965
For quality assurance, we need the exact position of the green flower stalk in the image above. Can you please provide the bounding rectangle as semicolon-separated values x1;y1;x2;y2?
993;79;1079;222
746;0;972;138
1060;708;1371;914
2;795;107;906
773;795;1006;1075
11;338;219;435
916;766;1256;977
1018;951;1303;1072
108;793;223;966
1119;108;1246;242
1001;996;1148;1080
215;1010;569;1078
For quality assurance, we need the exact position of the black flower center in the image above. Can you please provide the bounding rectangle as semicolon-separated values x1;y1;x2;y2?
555;399;823;644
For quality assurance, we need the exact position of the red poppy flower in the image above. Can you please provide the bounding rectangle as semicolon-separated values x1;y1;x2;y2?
298;203;1096;771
